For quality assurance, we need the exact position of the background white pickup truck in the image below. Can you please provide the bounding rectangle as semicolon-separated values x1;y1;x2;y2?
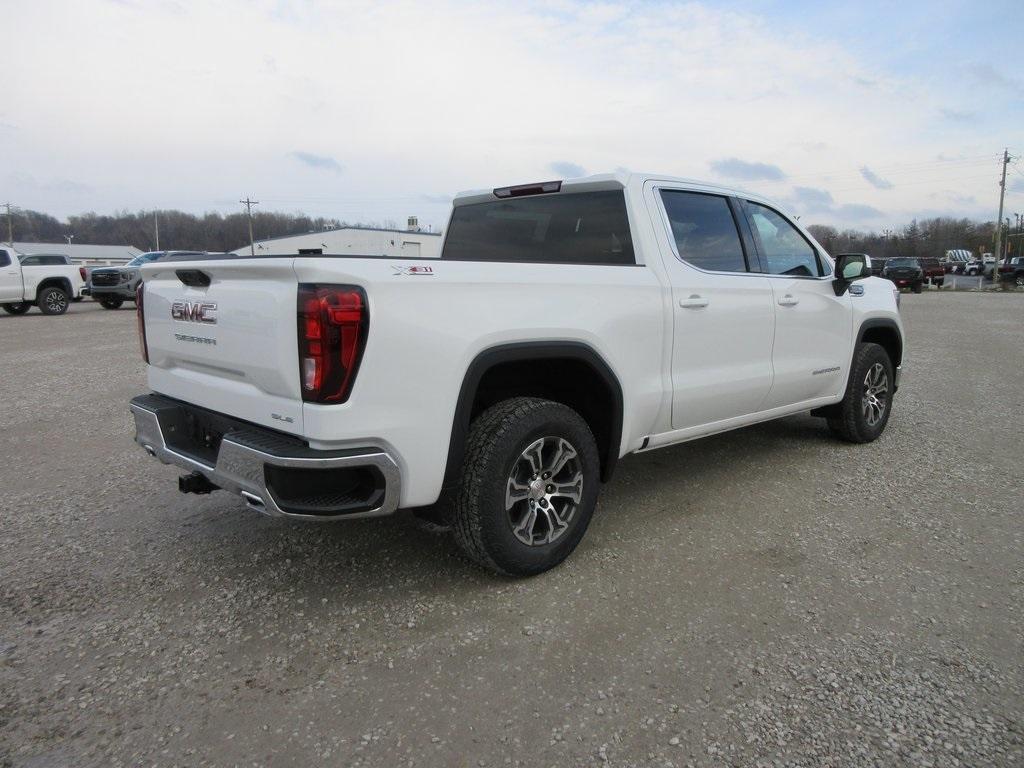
130;173;904;575
0;248;85;315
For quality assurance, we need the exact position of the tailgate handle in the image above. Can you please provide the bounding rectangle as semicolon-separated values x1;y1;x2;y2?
176;269;211;288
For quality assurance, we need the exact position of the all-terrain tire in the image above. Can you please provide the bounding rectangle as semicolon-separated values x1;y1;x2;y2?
451;397;600;577
827;342;894;444
1;302;31;315
37;286;70;315
99;298;124;309
912;281;923;294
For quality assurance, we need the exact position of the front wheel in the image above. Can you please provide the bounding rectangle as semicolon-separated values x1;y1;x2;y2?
451;397;600;577
912;281;923;294
99;298;124;310
827;342;894;443
1015;276;1024;288
38;287;70;315
2;302;31;315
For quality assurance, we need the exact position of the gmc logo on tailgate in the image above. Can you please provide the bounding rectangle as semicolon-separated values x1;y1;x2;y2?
171;300;217;324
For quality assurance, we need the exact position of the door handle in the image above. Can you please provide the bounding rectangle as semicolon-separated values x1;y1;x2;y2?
679;295;709;309
778;294;799;307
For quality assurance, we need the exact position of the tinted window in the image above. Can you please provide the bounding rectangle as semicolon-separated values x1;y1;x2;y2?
442;190;634;264
660;190;746;272
22;254;68;265
0;250;9;267
747;203;823;277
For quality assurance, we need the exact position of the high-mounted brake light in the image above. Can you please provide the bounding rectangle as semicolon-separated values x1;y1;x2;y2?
136;283;149;363
493;180;562;198
297;284;368;403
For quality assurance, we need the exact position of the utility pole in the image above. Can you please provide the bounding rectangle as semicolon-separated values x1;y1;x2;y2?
2;202;14;245
993;148;1010;275
240;197;259;256
154;211;160;251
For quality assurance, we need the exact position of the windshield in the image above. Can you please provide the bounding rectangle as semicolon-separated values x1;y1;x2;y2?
887;258;917;267
126;252;165;267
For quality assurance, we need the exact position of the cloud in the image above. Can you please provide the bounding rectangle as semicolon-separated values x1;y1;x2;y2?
548;161;587;178
792;186;834;209
835;203;885;220
709;158;786;182
964;62;1022;91
420;193;452;204
939;108;976;122
290;151;343;174
860;166;894;190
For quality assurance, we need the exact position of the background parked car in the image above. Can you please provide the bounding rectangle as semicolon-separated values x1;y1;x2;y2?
963;254;995;277
881;256;924;293
997;256;1024;287
918;257;945;286
89;251;207;308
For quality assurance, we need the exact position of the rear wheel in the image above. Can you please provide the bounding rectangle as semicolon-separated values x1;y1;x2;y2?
38;286;70;315
827;342;894;443
912;281;923;294
451;397;600;577
99;298;124;310
1015;275;1024;287
2;302;31;315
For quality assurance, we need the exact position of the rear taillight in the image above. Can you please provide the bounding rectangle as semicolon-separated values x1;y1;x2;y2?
79;267;87;281
136;283;149;363
297;284;368;403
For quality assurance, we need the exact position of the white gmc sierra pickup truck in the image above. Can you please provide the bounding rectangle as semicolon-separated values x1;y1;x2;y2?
1;249;85;315
130;173;904;576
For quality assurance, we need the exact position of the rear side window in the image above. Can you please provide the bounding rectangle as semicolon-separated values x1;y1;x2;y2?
746;202;824;277
659;190;747;273
442;190;634;264
21;255;39;265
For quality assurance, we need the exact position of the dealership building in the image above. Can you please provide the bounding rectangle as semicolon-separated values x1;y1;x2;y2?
231;219;442;258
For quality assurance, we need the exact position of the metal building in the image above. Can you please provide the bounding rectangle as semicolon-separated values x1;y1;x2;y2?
232;221;442;258
8;242;143;265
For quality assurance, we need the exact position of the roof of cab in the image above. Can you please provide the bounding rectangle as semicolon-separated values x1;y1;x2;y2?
451;171;773;207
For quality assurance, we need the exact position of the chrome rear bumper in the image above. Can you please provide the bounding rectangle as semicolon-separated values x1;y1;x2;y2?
130;394;401;521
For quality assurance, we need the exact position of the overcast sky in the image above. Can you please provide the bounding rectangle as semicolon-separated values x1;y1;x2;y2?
2;0;1022;232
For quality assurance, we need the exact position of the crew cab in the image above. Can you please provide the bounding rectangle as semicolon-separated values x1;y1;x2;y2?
0;247;85;315
129;173;904;576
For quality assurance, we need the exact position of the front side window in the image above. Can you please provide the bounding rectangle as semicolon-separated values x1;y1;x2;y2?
0;250;10;267
442;190;634;265
746;202;823;277
659;190;747;273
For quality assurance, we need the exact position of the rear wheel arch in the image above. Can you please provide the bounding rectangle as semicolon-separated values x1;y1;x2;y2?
442;342;624;491
35;277;72;301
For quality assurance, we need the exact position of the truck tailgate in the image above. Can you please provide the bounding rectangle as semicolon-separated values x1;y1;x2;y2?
141;259;304;435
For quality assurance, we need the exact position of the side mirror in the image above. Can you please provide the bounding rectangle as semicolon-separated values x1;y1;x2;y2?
833;254;871;296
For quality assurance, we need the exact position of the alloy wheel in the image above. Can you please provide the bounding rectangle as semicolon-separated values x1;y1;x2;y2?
862;363;889;427
46;291;67;313
505;436;584;546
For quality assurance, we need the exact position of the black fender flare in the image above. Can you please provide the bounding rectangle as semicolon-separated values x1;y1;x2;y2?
441;341;624;490
35;277;73;300
856;318;903;366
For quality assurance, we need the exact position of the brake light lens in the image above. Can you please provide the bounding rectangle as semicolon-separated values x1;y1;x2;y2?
79;267;87;281
136;283;149;363
297;284;368;403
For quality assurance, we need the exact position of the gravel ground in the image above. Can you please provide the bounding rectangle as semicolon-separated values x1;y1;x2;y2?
1;294;1022;767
